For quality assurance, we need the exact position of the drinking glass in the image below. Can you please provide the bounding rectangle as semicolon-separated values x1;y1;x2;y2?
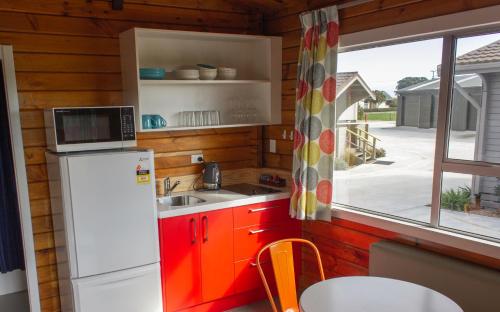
202;111;210;126
194;111;203;126
210;111;220;125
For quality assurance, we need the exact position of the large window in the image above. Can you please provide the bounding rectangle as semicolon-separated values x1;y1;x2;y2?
333;31;500;244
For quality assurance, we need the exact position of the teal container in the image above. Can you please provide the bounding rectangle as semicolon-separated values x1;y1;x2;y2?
140;68;165;80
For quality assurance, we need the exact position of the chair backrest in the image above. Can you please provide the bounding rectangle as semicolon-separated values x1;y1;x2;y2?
256;238;325;312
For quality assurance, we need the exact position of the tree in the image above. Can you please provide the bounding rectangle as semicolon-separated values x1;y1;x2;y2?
364;90;388;108
373;90;388;103
396;77;429;90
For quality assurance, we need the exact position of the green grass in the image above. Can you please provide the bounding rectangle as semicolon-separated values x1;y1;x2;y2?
363;111;397;121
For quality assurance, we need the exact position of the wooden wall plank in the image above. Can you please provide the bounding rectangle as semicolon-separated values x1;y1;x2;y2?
0;0;253;29
265;0;500;35
14;53;121;73
0;32;120;55
16;72;122;91
0;11;253;38
18;91;123;110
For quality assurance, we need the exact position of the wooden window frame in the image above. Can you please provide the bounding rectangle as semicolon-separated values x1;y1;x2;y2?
332;6;500;258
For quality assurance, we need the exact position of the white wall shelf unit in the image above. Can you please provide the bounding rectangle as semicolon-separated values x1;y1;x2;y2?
119;28;282;132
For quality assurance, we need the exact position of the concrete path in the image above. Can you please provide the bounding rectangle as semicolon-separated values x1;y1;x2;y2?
333;122;500;239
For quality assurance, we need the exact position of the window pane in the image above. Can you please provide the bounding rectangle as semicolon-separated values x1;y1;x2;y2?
447;32;500;162
333;38;443;223
440;172;500;240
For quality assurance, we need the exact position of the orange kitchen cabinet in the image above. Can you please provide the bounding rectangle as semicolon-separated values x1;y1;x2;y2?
200;209;235;302
159;199;299;312
233;199;290;228
159;209;235;311
159;213;202;312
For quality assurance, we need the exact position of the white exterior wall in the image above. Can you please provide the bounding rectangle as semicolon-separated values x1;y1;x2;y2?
480;72;500;209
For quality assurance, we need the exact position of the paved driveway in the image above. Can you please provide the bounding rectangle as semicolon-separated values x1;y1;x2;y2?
333;122;500;239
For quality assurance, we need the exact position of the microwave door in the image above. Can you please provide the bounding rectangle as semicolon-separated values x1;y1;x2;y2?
54;108;123;151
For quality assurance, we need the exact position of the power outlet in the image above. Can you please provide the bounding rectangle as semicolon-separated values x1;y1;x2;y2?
191;154;204;164
269;139;276;153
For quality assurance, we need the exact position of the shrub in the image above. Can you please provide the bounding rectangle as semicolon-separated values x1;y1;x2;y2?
375;147;386;158
441;186;471;211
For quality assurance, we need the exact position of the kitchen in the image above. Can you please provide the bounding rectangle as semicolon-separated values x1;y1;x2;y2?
0;1;499;312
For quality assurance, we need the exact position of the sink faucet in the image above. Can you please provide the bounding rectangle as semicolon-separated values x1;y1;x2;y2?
164;177;181;197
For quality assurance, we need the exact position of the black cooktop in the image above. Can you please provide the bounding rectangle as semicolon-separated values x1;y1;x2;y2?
222;183;281;196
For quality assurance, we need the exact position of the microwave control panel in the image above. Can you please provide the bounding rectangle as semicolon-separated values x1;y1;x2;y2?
121;107;136;141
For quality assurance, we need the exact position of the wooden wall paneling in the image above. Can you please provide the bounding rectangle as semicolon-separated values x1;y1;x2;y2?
18;91;124;110
0;1;264;310
0;32;120;55
17;72;122;91
14;53;122;73
0;11;256;39
265;0;500;35
30;199;52;218
0;0;256;30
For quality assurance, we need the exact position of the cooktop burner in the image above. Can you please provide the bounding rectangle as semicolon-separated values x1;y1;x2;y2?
222;183;281;196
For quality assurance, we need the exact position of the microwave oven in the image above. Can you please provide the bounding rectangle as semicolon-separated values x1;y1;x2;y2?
44;106;136;152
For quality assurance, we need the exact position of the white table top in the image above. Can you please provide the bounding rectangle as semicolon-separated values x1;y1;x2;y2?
300;276;463;312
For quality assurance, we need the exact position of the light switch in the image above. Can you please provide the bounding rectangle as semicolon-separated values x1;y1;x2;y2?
269;139;276;153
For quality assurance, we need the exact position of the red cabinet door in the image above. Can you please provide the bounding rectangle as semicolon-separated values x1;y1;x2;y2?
159;214;202;312
200;209;235;302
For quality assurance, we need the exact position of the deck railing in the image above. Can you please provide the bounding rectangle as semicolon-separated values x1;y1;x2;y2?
345;125;381;163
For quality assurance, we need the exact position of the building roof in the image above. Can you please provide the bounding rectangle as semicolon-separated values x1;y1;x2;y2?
336;71;376;100
456;40;500;66
336;72;358;90
396;74;481;93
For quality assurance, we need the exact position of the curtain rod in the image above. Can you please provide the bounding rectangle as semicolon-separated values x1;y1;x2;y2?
337;0;373;10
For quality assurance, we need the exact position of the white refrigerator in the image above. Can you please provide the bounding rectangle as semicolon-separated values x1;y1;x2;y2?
46;149;162;312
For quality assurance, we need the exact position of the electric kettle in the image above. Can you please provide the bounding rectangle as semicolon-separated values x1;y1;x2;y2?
202;162;221;190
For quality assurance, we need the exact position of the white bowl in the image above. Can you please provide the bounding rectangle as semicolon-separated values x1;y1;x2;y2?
218;67;237;80
200;70;217;80
199;68;217;80
175;69;199;80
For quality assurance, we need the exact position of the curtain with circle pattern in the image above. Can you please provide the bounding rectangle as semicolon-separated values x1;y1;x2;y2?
290;5;338;221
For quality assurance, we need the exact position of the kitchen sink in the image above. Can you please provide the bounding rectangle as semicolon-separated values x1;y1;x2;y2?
157;195;206;207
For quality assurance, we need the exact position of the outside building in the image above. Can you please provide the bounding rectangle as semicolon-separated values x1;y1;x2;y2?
396;40;500;209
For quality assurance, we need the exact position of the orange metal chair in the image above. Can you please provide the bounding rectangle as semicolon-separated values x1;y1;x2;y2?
256;238;325;312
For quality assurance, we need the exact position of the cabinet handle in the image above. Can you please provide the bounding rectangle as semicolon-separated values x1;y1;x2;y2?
248;206;278;213
249;228;269;235
202;215;208;242
190;217;197;244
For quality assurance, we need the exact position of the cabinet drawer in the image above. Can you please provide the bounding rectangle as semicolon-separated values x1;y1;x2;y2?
233;199;290;228
234;258;275;294
233;221;299;261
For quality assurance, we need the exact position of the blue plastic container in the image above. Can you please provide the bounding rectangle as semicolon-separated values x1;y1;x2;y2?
140;68;166;80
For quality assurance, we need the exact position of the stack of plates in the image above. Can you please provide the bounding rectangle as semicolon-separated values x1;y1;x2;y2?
218;67;237;80
139;68;165;80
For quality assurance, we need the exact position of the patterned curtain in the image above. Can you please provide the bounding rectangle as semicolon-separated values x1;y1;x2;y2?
290;5;339;221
